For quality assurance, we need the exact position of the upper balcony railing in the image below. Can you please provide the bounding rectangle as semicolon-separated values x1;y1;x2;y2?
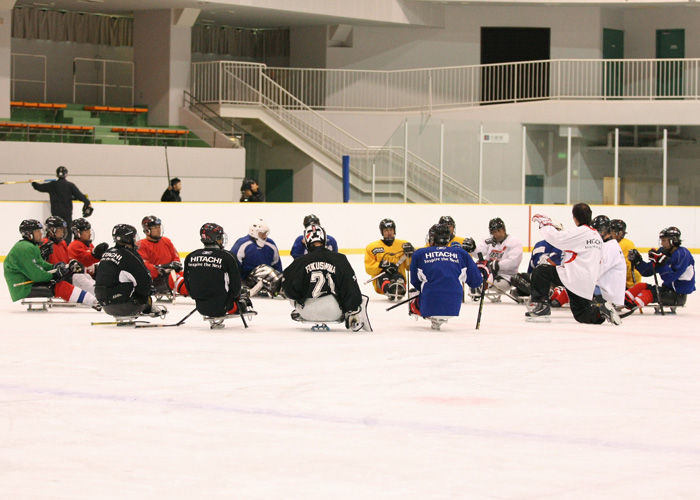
264;58;700;112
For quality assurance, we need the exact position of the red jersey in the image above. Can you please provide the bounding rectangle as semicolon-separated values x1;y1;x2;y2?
68;239;99;267
41;238;70;265
138;237;180;278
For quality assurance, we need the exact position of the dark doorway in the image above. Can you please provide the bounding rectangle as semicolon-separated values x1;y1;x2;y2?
656;29;685;97
265;169;294;202
480;27;551;103
603;29;624;97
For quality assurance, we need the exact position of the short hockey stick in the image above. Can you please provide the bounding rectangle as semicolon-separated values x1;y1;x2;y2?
134;307;198;328
385;291;420;311
475;253;486;330
652;263;664;316
238;300;248;328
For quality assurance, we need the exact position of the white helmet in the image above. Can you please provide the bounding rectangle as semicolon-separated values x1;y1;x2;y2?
248;219;270;248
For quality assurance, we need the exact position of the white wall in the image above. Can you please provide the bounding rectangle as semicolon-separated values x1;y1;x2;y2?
1;201;698;260
0;142;245;202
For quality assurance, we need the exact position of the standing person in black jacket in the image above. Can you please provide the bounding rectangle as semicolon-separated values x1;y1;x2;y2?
283;224;371;331
240;178;265;202
184;223;254;325
161;178;182;202
32;166;93;243
94;224;166;319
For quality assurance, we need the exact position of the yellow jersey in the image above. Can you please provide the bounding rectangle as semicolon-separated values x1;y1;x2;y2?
364;238;411;294
618;237;643;288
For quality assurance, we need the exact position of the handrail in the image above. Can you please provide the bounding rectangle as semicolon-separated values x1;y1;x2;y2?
73;57;134;107
183;90;245;143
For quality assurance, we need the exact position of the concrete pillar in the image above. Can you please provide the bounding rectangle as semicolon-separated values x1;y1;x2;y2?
0;5;14;119
133;8;198;126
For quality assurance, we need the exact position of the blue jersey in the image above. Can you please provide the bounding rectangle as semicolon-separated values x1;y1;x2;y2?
410;245;482;317
290;234;338;259
527;239;564;273
636;246;695;294
230;235;283;279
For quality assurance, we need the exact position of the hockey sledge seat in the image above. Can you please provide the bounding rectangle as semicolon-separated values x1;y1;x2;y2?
202;309;258;329
428;316;452;331
297;318;344;332
21;286;54;311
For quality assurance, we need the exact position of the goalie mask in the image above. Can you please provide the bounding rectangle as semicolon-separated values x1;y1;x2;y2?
45;216;68;243
141;215;164;241
248;219;270;248
304;224;327;251
71;218;94;243
200;222;227;248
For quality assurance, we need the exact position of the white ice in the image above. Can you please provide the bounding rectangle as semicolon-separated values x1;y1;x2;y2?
1;254;699;499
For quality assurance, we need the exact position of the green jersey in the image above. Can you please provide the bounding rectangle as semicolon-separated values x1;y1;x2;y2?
4;239;54;302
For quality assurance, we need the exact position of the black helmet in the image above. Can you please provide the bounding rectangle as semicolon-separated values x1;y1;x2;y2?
56;166;68;179
304;224;327;250
71;217;92;240
591;215;611;236
610;219;627;236
20;219;43;242
200;223;227;248
659;226;682;247
428;223;451;246
439;215;455;227
379;218;396;234
45;216;68;242
303;214;320;227
141;215;163;240
112;224;138;246
489;217;505;232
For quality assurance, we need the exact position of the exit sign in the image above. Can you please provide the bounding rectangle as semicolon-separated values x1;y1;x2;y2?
481;133;509;144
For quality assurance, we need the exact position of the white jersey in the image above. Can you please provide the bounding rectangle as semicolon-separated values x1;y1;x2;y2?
540;224;603;299
474;234;523;279
597;238;627;306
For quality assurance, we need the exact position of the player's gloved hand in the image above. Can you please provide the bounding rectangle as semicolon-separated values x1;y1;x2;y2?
82;205;94;218
462;237;476;253
628;249;643;267
168;261;183;273
52;262;70;282
92;242;108;259
68;259;85;274
537;253;554;266
488;260;499;276
379;260;398;276
401;242;415;257
155;265;171;277
476;260;489;280
39;240;54;261
648;248;669;266
409;298;421;316
532;214;563;230
344;307;364;332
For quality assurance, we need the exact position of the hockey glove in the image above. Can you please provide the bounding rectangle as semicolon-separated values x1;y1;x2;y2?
476;260;490;281
488;260;500;276
68;259;85;274
39;241;54;261
82;205;94;218
155;265;171;277
344;307;364;332
648;249;669;267
532;214;563;230
379;260;398;276
462;237;476;253
92;242;109;259
52;262;70;282
627;249;643;267
401;242;415;257
168;261;183;273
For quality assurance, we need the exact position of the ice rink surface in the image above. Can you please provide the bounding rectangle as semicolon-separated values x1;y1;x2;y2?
1;254;700;499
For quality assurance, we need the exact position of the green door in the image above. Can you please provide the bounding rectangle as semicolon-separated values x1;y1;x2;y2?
525;175;544;204
656;29;685;97
603;29;624;97
265;169;294;202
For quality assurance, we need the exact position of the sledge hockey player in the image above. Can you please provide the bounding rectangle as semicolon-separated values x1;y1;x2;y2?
469;217;523;302
94;224;166;319
548;215;626;310
290;214;339;259
4;219;97;307
438;215;465;246
184;223;254;328
409;223;483;330
511;239;564;299
364;218;414;301
137;215;188;298
625;226;695;312
43;216;96;295
283;224;371;332
528;203;620;325
67;218;109;269
230;219;284;297
610;218;643;288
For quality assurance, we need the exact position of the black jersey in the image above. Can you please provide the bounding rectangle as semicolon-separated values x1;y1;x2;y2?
184;246;242;317
282;248;362;314
32;178;89;219
95;245;152;304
